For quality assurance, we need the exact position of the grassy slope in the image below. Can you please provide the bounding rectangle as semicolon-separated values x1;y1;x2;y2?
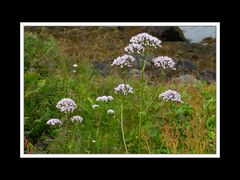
24;31;216;154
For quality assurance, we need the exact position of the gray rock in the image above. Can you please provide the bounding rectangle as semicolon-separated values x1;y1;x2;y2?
175;59;196;73
142;27;188;42
199;70;215;83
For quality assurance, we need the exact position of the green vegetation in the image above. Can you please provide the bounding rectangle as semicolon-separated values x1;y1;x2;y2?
24;30;216;154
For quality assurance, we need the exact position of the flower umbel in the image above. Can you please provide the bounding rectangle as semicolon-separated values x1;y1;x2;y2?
96;96;113;102
47;119;62;125
124;32;162;54
107;109;115;114
159;90;183;103
111;54;136;68
152;56;176;70
56;98;77;113
73;64;78;67
114;83;133;95
71;115;83;123
92;104;99;109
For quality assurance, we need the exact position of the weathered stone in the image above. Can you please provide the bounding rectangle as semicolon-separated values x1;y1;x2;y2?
199;70;215;83
142;27;188;42
175;59;196;73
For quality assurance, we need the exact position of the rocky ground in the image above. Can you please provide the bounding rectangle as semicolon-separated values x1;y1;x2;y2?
25;26;216;84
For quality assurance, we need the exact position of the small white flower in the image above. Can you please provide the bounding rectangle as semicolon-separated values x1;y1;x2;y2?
71;115;83;123
73;70;76;73
92;104;99;109
159;90;183;103
114;83;133;95
152;56;176;70
73;64;78;67
96;95;114;102
107;96;114;101
56;98;77;113
47;119;62;126
107;109;115;114
92;140;96;143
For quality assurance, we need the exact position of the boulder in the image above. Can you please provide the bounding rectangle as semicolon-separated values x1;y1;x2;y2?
142;27;188;42
199;70;215;83
175;59;196;73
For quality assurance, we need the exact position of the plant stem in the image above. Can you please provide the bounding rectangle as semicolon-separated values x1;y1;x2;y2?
138;54;147;153
121;102;128;153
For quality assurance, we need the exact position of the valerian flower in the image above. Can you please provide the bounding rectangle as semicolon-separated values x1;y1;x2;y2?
114;84;133;95
56;98;77;113
124;33;162;54
73;64;78;67
152;56;176;70
47;119;62;125
107;109;115;114
92;104;99;109
159;90;183;103
71;115;83;123
96;96;114;102
111;54;136;68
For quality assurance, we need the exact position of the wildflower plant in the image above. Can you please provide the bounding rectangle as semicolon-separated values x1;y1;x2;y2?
160;90;183;103
47;119;62;126
113;83;134;153
71;115;83;123
152;56;176;70
112;32;182;153
56;98;77;113
114;83;133;95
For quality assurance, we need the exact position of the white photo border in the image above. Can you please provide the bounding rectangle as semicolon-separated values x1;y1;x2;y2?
20;22;220;158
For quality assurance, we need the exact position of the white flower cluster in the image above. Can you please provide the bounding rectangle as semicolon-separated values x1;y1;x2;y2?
111;54;136;68
114;84;133;95
73;64;78;67
47;119;62;125
125;32;162;54
71;115;83;123
96;96;114;102
56;98;77;113
159;90;183;103
92;104;99;109
107;109;115;114
152;56;176;70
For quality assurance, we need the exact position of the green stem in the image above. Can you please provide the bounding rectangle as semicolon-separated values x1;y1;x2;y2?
143;89;160;114
138;54;147;153
121;102;128;153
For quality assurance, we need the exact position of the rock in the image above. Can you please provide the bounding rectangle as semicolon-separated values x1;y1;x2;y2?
175;59;196;73
172;74;197;84
142;27;188;42
199;70;215;83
